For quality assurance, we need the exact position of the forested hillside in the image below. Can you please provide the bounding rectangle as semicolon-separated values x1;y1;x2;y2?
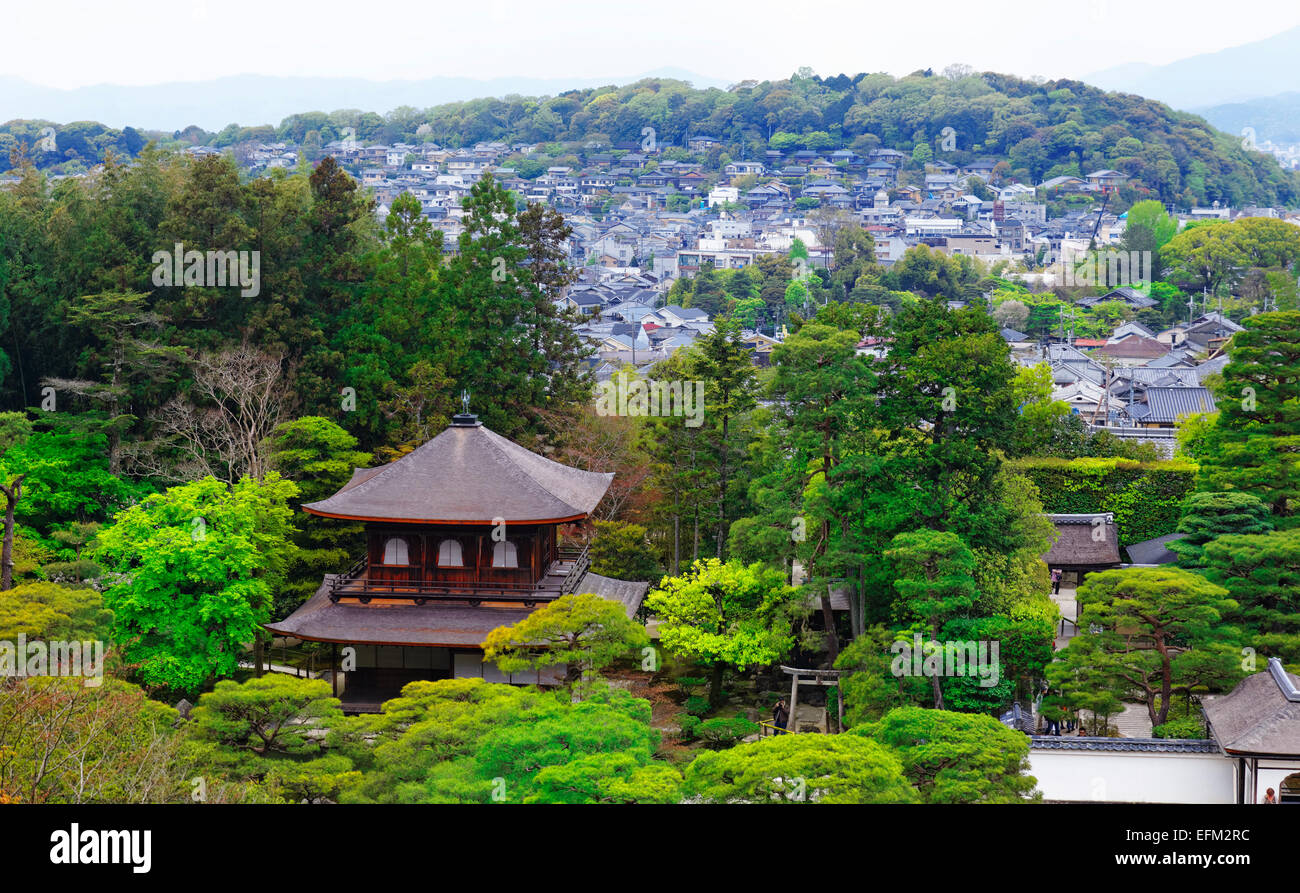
6;71;1299;209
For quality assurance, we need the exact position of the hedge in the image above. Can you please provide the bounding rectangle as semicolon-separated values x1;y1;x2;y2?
1009;457;1197;547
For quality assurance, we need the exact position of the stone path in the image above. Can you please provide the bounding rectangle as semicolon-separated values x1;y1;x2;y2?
1050;584;1079;650
1113;702;1154;738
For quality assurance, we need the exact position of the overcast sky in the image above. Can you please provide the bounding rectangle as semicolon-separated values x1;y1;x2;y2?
6;0;1299;88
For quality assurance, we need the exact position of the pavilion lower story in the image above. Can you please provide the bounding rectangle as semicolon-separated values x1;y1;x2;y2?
325;644;564;713
265;571;647;712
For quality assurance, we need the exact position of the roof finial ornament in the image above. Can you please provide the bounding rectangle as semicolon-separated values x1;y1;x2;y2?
451;390;482;427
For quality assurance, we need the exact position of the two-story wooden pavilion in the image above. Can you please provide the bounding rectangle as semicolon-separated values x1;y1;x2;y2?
265;410;649;712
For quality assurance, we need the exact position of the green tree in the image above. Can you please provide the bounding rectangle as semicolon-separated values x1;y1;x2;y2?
856;706;1040;803
683;316;759;560
1170;491;1274;568
527;752;683;803
268;416;372;616
1200;529;1300;661
1059;567;1242;727
1197;312;1300;522
684;733;919;803
646;558;805;706
0;581;113;641
482;592;649;684
190;675;343;758
93;474;299;694
588;519;663;583
883;530;978;709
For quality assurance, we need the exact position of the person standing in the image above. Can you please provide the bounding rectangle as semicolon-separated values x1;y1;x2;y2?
773;698;789;735
1051;568;1063;595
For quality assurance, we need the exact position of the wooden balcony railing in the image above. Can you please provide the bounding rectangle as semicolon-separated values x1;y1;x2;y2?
327;544;592;606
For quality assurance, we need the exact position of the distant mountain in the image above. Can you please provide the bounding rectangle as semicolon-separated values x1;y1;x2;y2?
1086;24;1300;110
0;69;733;132
1195;92;1300;145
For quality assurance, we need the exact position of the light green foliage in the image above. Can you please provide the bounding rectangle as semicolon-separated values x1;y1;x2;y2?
482;592;649;683
4;431;146;534
1174;411;1218;461
856;706;1040;802
332;677;670;804
647;558;805;704
0;581;112;641
684;733;919;804
93;474;299;694
528;753;683;803
1009;364;1070;457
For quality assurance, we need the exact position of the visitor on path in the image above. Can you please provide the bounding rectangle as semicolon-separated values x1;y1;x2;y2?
773;699;789;735
1051;568;1063;595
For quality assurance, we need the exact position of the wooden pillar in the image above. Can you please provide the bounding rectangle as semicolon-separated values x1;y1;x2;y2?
331;643;338;697
837;679;844;732
787;672;799;735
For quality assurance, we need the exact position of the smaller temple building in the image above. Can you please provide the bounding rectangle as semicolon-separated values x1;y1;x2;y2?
1041;512;1122;588
266;410;649;712
1204;658;1300;804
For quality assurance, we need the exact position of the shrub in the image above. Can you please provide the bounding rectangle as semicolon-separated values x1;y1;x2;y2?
683;696;711;716
1153;715;1208;739
677;715;701;741
695;716;759;748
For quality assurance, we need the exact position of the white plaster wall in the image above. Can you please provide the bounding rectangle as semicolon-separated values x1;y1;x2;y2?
1027;750;1236;803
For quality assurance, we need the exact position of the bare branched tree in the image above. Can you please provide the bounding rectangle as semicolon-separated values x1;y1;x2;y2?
130;346;288;483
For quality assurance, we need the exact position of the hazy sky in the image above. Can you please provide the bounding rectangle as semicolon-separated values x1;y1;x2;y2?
6;0;1299;88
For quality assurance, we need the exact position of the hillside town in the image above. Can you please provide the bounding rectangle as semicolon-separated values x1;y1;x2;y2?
208;134;1267;453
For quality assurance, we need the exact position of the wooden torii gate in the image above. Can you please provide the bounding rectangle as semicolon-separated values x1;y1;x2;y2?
781;665;844;734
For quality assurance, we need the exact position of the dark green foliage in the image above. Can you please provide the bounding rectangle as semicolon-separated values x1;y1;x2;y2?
694;716;759;748
268;416;373;617
1171;491;1274;568
683;695;711;717
1011;457;1197;545
1152;715;1208;739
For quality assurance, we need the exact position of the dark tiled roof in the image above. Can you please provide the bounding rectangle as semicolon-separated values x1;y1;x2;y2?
1203;660;1300;757
1125;532;1186;565
303;420;612;523
1042;513;1122;567
267;570;648;646
576;572;651;618
266;579;536;646
1091;336;1168;360
1142;387;1216;424
1030;736;1218;753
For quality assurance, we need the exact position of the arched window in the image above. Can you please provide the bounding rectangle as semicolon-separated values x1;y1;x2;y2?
492;540;519;568
437;539;464;567
381;537;409;565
